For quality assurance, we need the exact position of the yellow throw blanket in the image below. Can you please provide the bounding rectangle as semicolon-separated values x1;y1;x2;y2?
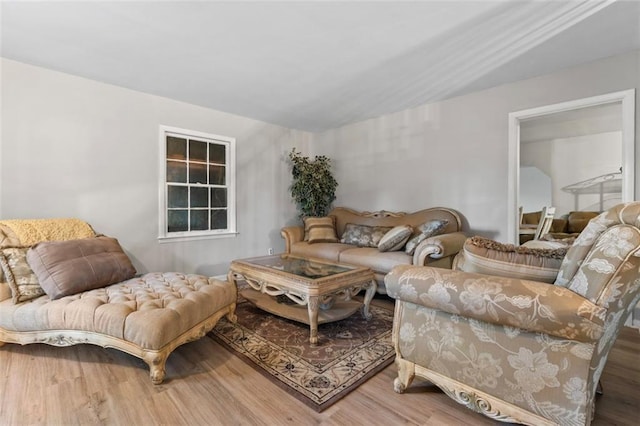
0;218;96;246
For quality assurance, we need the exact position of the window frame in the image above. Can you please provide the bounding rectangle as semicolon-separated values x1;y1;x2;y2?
158;125;237;242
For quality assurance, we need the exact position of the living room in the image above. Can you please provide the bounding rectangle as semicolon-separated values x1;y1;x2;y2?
1;1;638;281
1;1;639;425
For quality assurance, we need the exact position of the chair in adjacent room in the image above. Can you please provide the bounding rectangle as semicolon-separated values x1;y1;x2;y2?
519;206;556;243
534;206;556;240
386;202;640;426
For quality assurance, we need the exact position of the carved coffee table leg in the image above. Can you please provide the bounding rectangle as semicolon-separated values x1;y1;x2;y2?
361;279;377;320
307;296;319;345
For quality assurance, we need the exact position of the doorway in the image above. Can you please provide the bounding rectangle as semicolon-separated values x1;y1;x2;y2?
507;89;635;244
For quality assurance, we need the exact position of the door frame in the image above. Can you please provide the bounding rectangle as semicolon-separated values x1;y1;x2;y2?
507;89;636;244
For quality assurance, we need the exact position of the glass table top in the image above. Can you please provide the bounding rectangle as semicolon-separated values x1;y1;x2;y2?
243;255;354;279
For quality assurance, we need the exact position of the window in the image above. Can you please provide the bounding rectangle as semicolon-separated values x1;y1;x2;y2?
159;126;236;241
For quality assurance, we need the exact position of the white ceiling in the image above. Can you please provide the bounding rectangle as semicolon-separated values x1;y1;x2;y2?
520;102;623;143
1;1;639;132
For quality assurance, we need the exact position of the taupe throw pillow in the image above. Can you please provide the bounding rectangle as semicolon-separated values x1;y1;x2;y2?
27;236;136;300
0;247;46;303
304;216;339;244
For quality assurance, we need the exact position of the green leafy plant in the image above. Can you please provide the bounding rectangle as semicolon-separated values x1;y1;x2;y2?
288;148;338;218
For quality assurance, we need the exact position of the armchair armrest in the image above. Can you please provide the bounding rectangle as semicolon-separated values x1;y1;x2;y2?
413;231;467;265
385;265;606;343
280;226;304;253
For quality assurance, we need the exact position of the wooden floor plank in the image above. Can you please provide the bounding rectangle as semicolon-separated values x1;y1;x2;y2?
1;322;638;425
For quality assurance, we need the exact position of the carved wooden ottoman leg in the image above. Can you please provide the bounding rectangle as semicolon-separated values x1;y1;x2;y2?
394;357;416;393
143;351;168;385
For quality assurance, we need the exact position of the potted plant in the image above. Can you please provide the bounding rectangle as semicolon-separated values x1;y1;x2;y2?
288;148;338;218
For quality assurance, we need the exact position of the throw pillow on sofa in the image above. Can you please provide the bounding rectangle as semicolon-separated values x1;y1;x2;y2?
404;219;449;255
303;216;339;244
0;247;46;303
378;225;413;252
341;223;393;248
27;236;137;300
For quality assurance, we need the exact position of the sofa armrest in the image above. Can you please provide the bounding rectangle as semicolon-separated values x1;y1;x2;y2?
413;231;467;265
385;265;606;343
281;226;304;253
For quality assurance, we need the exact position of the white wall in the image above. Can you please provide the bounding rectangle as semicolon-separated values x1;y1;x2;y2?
0;58;309;276
313;50;639;241
519;167;552;214
521;132;622;216
1;50;639;272
551;132;622;214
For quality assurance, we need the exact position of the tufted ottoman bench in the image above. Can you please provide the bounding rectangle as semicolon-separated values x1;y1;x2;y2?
0;272;237;384
0;218;238;384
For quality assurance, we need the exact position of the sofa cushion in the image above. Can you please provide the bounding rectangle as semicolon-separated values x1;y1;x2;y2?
27;236;136;300
567;211;600;234
378;225;413;252
405;219;449;255
340;223;392;247
0;247;46;303
290;242;353;262
303;216;338;244
0;272;236;350
339;247;412;275
455;236;566;283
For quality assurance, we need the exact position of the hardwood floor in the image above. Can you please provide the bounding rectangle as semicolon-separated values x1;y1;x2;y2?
1;311;638;425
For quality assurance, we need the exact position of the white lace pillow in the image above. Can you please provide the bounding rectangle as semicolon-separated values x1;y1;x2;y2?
378;225;413;252
404;219;449;255
341;223;393;248
0;247;46;303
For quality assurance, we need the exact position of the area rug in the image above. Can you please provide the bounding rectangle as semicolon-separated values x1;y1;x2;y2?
209;299;395;412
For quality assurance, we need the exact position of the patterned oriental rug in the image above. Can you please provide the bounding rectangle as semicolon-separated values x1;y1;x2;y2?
209;299;395;412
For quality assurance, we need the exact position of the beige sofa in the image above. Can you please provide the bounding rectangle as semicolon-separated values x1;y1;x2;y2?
281;207;467;294
0;219;236;384
386;202;640;425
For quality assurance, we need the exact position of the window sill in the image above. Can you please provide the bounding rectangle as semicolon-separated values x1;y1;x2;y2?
158;232;238;244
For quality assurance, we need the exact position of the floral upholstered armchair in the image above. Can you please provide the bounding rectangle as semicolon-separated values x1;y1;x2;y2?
385;202;640;426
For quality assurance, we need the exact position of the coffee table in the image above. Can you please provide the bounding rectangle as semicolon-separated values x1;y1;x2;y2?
228;254;377;345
